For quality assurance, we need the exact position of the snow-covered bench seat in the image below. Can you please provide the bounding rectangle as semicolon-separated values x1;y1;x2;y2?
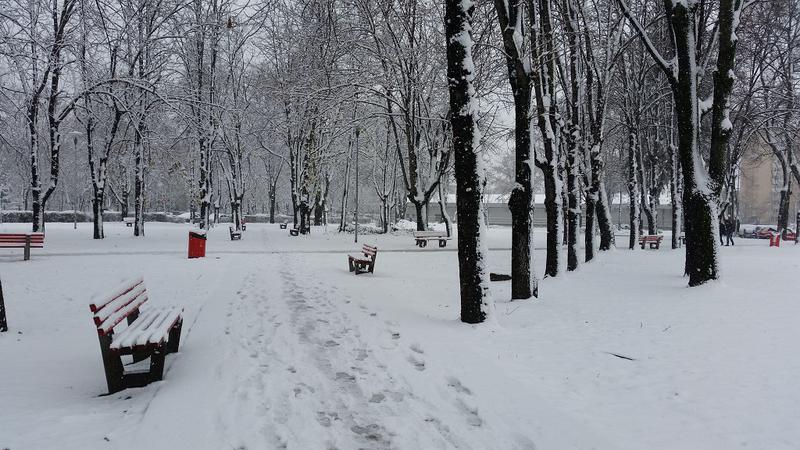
639;235;664;250
229;226;242;241
123;217;134;227
0;233;44;260
90;276;183;394
347;244;378;275
413;230;451;248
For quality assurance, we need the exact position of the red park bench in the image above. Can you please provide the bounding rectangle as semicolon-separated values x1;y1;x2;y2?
347;244;378;275
90;276;183;394
0;233;45;260
639;235;664;250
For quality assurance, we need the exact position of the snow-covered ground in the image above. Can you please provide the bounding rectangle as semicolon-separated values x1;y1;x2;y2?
1;222;798;449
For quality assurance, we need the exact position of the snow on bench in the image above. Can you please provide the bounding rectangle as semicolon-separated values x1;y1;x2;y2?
123;217;134;227
229;226;242;241
639;235;664;250
0;233;45;260
89;276;183;394
348;244;378;275
413;230;451;248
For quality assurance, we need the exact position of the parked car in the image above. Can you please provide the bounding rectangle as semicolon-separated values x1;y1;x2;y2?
756;226;796;240
739;224;761;238
756;227;777;239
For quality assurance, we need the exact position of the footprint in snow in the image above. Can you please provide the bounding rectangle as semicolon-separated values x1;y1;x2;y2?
335;372;356;383
351;423;387;444
410;343;424;354
407;356;426;371
446;376;472;395
316;411;332;427
456;398;482;427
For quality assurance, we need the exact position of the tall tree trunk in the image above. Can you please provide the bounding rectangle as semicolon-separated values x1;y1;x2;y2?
438;178;453;238
670;143;683;249
628;132;640;249
672;5;720;285
134;133;145;237
413;201;425;231
93;196;104;239
565;149;579;270
595;181;615;251
493;0;537;298
446;0;492;324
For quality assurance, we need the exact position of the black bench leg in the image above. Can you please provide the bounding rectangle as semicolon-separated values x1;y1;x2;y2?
439;239;446;248
167;319;183;354
348;257;355;272
98;334;125;394
24;239;31;261
149;345;166;382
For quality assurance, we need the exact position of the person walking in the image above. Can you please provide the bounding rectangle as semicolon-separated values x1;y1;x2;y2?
719;218;726;246
725;218;736;246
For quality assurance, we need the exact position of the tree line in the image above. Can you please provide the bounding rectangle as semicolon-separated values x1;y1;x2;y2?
1;0;797;323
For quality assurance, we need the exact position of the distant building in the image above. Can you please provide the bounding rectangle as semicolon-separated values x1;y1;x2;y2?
738;138;797;225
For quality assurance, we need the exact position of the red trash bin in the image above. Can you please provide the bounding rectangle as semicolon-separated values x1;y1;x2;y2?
769;232;781;247
188;230;207;258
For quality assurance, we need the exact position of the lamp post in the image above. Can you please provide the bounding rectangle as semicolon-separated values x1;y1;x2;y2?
354;124;360;243
69;131;83;230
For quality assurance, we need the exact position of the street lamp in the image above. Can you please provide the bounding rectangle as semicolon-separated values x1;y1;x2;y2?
68;131;83;230
354;124;360;243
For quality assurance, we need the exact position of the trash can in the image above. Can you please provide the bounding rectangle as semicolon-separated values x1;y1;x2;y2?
188;230;207;258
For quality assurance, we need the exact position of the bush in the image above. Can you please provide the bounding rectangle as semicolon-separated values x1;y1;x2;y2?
0;210;187;224
339;222;384;235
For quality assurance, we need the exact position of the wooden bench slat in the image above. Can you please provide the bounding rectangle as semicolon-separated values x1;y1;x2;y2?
93;283;146;323
97;292;149;335
109;308;162;350
90;277;145;312
136;307;183;348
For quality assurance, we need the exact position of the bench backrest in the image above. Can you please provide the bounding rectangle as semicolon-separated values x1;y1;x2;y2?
0;233;45;248
414;230;446;238
640;235;662;241
90;276;149;336
362;244;378;259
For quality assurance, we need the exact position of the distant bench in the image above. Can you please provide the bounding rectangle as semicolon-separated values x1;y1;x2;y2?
0;233;45;260
229;226;242;241
413;231;451;248
123;217;134;227
90;276;183;394
639;235;664;250
348;244;378;275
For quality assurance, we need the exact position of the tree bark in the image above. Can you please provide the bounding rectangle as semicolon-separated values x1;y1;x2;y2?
627;132;640;249
0;276;7;332
493;0;537;298
446;0;492;324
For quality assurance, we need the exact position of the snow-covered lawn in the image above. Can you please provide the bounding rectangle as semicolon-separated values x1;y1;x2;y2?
1;222;798;449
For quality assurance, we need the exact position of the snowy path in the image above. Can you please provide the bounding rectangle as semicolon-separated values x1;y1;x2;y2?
214;254;492;449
